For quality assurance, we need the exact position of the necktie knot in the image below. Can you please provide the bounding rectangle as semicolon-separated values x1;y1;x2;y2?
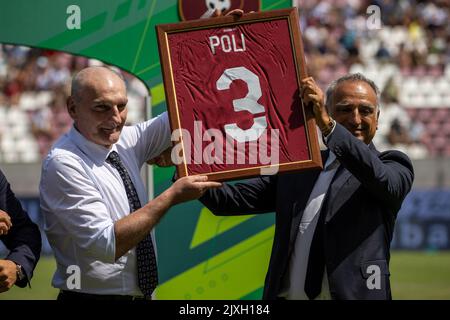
107;151;122;167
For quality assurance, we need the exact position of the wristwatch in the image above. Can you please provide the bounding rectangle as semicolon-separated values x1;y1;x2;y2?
322;117;336;137
16;264;25;282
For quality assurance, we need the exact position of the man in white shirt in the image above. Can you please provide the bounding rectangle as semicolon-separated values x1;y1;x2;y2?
40;66;221;300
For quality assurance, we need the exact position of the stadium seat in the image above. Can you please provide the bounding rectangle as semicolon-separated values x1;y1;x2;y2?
444;63;450;79
437;77;448;89
426;94;443;108
2;151;20;163
20;151;40;163
420;77;435;94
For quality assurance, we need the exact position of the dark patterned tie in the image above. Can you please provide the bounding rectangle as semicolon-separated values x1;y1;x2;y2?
106;151;158;298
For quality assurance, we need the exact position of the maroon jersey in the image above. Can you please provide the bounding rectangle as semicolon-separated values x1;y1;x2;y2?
167;18;309;176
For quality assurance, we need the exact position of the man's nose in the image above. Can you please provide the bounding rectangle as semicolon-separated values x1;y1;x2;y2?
110;106;122;122
349;109;362;127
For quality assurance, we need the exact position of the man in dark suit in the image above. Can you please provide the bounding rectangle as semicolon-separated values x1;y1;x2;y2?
200;73;414;300
0;169;41;292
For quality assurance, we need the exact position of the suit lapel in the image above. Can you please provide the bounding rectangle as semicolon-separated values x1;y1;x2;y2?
324;167;361;223
324;142;379;222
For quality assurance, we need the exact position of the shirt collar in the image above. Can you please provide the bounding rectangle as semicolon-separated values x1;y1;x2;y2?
68;125;117;165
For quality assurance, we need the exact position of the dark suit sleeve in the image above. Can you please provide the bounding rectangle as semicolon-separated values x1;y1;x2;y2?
0;171;41;288
200;175;277;216
326;123;414;210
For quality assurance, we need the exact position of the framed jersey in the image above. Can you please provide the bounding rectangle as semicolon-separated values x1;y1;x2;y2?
157;8;322;181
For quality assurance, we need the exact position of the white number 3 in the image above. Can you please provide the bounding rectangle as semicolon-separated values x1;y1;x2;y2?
216;67;267;142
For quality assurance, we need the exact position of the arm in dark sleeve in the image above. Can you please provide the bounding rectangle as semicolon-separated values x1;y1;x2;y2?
326;123;414;210
199;175;277;216
0;172;41;287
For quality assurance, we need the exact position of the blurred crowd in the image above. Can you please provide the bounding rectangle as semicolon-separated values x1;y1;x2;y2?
0;47;148;162
299;0;449;81
1;0;450;163
297;0;450;158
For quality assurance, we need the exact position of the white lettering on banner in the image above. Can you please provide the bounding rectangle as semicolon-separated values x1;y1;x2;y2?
428;224;448;248
399;222;424;248
391;222;450;249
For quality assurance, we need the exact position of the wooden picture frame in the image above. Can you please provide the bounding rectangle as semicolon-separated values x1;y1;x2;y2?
157;8;322;181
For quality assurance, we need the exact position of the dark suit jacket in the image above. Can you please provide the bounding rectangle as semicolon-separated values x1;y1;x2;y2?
201;123;414;300
0;169;41;287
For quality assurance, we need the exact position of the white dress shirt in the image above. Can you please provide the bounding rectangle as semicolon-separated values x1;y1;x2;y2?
279;151;340;300
40;112;171;295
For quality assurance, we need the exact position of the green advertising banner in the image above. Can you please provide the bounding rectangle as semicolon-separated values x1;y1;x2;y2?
0;0;292;299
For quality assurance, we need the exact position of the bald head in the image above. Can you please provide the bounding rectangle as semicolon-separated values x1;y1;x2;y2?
67;66;128;148
71;66;125;103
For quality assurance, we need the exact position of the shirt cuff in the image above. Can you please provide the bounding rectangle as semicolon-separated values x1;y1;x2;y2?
322;119;337;145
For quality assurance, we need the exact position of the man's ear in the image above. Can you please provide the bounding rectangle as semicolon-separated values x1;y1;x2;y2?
376;108;380;130
67;96;77;119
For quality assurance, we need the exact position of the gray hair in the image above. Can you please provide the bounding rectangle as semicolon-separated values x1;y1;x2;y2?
325;73;380;112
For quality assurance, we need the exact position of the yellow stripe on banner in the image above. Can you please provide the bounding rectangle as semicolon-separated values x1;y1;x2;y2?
150;83;166;107
190;208;254;249
156;225;274;299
